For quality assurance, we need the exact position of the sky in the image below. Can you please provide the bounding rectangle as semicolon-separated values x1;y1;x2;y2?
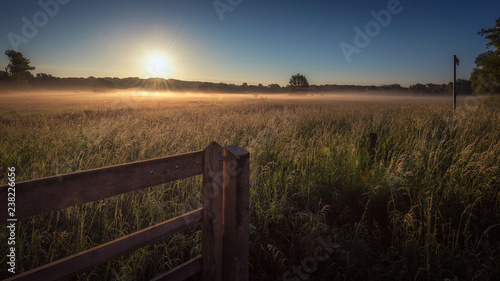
0;0;499;87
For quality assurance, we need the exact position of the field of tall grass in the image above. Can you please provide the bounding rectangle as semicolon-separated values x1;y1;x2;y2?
1;91;499;280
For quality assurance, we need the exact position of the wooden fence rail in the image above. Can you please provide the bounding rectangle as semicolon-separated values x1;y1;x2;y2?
0;142;249;281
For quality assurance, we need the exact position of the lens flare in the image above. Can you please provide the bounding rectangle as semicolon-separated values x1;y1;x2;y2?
145;53;172;78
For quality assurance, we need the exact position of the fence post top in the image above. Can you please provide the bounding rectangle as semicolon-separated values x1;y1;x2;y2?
204;142;249;159
204;141;223;151
224;145;250;159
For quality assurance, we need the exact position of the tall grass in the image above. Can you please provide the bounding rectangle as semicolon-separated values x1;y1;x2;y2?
0;95;499;280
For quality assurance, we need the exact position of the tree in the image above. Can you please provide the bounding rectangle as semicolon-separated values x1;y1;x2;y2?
36;73;54;80
479;18;500;50
289;73;309;91
459;79;473;95
444;79;472;95
470;17;500;94
4;50;35;85
198;82;211;91
92;78;115;89
0;71;7;81
408;83;427;94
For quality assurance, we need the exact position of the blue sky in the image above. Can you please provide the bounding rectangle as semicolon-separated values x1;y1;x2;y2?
0;0;499;87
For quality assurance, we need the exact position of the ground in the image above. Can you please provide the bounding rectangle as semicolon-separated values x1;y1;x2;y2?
0;90;499;280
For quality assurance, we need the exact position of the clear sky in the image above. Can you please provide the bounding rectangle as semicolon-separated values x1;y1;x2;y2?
1;0;499;87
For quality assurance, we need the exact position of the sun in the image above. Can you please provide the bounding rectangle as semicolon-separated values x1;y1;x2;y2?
144;53;173;78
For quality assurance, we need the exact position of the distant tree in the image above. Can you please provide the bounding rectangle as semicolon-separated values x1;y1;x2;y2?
247;84;258;91
289;73;309;91
480;17;500;51
457;79;473;95
446;79;473;95
198;83;205;91
4;50;35;85
268;83;281;91
378;84;403;92
0;70;8;81
36;73;55;80
409;83;427;94
470;17;500;94
34;73;58;87
427;83;448;94
216;82;230;91
92;78;115;89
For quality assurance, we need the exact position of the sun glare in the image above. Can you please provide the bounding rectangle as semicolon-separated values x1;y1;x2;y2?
145;53;173;78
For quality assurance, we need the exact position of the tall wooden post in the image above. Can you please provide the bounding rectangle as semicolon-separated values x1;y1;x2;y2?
223;145;250;281
202;142;224;281
453;55;459;110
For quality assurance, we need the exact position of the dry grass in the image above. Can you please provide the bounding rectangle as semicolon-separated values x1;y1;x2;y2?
0;90;499;280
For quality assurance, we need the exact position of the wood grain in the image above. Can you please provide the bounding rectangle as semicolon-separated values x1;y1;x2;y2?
5;208;202;281
0;151;203;222
223;145;250;281
202;142;224;281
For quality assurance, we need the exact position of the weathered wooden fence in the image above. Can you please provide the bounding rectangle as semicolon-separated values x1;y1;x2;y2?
0;142;249;281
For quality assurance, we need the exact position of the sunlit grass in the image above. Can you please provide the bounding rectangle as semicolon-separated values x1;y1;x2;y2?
0;93;499;280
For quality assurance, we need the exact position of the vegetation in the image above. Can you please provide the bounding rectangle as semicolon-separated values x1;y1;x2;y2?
0;50;473;95
289;73;309;92
1;93;499;280
4;50;35;86
471;17;500;94
408;83;447;95
0;51;460;94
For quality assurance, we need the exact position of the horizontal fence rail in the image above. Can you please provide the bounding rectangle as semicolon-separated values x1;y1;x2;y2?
1;142;249;281
150;255;203;281
0;151;204;221
7;209;203;281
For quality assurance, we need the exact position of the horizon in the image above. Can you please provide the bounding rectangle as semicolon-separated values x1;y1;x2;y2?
1;74;460;89
1;0;499;87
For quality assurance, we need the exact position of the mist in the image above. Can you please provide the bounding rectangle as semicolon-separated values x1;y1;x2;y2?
0;89;454;111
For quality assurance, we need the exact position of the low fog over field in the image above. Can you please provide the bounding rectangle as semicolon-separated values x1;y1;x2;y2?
1;87;499;281
0;89;455;110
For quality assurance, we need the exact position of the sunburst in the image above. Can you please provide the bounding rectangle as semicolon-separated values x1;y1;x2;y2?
144;53;172;78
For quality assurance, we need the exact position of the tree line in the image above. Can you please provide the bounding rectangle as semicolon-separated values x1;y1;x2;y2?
0;55;466;94
1;17;498;95
470;17;500;94
0;65;447;94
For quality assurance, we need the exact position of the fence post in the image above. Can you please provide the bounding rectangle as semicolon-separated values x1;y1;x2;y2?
223;145;250;281
202;142;224;281
453;55;459;110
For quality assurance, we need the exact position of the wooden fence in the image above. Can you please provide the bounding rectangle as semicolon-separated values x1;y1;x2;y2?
0;142;249;281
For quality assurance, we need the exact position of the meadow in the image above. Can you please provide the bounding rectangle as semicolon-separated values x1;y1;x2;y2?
0;90;499;280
